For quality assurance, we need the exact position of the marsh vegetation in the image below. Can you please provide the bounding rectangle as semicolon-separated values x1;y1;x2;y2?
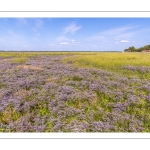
0;52;150;132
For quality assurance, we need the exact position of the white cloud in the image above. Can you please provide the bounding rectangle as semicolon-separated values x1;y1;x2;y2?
59;42;69;45
63;23;82;34
120;40;129;43
57;36;79;45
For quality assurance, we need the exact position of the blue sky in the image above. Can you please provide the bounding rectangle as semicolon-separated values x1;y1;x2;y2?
0;18;150;51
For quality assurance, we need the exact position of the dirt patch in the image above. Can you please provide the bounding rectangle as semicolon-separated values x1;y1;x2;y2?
2;58;12;62
45;77;58;83
17;65;43;70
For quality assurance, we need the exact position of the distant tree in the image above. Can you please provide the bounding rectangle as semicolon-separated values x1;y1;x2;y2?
124;46;136;52
124;44;150;52
144;45;150;50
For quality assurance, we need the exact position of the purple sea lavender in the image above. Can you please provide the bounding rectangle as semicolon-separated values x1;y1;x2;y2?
91;121;115;132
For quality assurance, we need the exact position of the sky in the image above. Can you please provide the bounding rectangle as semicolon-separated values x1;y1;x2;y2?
0;18;150;51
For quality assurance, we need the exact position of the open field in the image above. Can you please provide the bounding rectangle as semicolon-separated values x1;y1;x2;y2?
0;52;150;132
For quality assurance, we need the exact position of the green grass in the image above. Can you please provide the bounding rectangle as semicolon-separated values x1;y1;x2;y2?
72;75;83;81
0;106;21;124
95;91;113;112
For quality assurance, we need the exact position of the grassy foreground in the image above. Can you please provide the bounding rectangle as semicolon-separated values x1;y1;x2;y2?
0;51;150;132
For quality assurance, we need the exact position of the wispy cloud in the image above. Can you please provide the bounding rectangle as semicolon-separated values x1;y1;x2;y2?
32;19;44;32
120;40;129;43
8;29;22;39
32;32;41;41
63;23;82;34
0;29;23;46
22;45;28;48
0;37;7;45
41;44;54;49
56;35;70;42
102;25;137;36
31;19;44;41
71;39;75;42
56;35;80;46
17;18;28;25
0;33;22;47
34;19;44;29
59;42;70;45
86;25;137;42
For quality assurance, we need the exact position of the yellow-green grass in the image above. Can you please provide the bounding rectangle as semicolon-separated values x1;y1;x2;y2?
0;51;95;58
0;51;97;64
11;57;28;63
64;52;150;79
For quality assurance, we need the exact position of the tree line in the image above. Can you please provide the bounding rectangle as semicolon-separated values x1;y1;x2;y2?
124;44;150;52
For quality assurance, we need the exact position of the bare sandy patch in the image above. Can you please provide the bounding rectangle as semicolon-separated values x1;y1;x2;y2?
17;65;43;70
1;58;12;62
45;77;58;83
